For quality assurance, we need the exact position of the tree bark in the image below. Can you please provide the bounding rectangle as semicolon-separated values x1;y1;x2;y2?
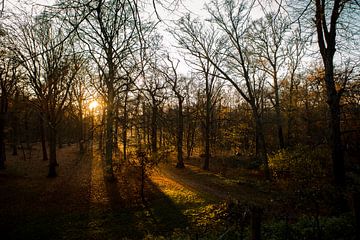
0;94;8;169
0;114;6;170
274;75;284;149
39;113;48;161
151;102;158;153
253;108;270;180
122;91;128;162
79;103;84;155
315;0;345;186
48;125;57;177
176;98;185;168
105;96;115;181
251;206;263;240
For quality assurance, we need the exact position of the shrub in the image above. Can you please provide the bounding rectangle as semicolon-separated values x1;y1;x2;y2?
268;144;329;180
263;214;355;240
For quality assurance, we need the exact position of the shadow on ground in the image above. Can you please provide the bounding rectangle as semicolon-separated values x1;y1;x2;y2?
84;154;189;239
0;144;188;240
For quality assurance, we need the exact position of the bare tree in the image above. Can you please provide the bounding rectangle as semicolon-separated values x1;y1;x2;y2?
310;0;359;186
140;61;167;154
8;14;80;177
248;12;290;149
69;0;143;180
172;15;224;170
198;0;270;178
0;38;20;169
284;24;306;146
159;55;190;168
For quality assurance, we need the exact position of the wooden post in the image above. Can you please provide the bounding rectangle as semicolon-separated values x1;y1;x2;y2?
251;206;263;240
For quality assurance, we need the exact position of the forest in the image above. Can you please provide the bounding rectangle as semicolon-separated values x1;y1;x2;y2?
0;0;359;239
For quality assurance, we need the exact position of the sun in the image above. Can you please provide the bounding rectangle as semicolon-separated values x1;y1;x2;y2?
89;100;99;111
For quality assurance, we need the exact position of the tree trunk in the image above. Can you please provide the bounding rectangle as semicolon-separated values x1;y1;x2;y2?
251;206;263;240
314;0;345;187
48;125;57;177
114;116;119;153
176;98;185;168
0;95;8;169
203;107;211;171
203;78;211;171
273;72;284;149
98;107;106;152
11;114;18;156
40;113;48;161
328;86;345;186
287;74;295;146
253;109;270;180
151;103;158;153
11;93;19;156
0;114;6;170
122;93;128;162
186;119;195;160
105;99;115;181
79;104;84;155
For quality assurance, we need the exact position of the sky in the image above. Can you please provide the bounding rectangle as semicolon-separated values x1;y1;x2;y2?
2;0;269;75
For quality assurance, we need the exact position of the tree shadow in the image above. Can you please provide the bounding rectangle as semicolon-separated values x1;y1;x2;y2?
87;153;189;239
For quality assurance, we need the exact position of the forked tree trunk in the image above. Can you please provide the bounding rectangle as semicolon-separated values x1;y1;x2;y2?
315;0;345;186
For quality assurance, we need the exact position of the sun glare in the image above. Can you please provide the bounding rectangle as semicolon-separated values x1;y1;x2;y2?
89;100;99;110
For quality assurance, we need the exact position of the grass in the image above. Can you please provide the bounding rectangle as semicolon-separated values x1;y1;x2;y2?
0;144;229;239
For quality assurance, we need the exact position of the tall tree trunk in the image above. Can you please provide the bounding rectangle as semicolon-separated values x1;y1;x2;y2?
0;114;6;170
315;0;345;187
203;91;211;171
39;113;48;161
0;95;8;169
114;115;119;153
48;124;57;177
151;103;158;153
122;92;128;162
325;62;344;186
11;114;18;156
176;98;185;168
287;75;295;146
274;80;284;149
105;97;115;181
79;103;84;155
11;92;19;156
24;111;30;150
186;116;196;160
253;108;270;180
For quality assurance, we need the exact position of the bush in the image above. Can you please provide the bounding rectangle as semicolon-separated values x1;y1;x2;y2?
263;214;355;240
268;144;330;180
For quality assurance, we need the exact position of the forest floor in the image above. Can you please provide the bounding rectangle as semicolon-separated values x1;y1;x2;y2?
0;144;292;239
